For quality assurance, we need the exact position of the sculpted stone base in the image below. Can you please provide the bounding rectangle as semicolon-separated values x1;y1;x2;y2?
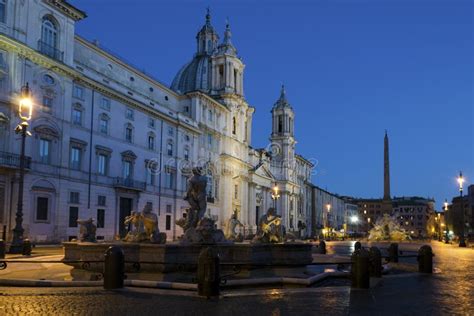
63;242;313;278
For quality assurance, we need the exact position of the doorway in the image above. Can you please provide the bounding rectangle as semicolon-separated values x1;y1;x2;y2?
119;197;133;238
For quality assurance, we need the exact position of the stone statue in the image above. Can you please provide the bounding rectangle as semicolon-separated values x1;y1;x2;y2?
225;211;244;241
180;217;227;244
77;218;97;242
253;207;285;243
182;167;207;229
123;205;166;243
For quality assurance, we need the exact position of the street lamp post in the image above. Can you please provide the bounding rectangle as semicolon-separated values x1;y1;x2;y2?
437;213;442;241
326;203;331;240
271;183;280;211
444;199;449;244
10;83;33;254
457;172;466;247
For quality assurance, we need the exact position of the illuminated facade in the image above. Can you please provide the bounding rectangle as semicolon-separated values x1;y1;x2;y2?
0;1;314;242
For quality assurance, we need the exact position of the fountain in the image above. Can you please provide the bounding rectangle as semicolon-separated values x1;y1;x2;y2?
368;214;409;241
63;168;312;279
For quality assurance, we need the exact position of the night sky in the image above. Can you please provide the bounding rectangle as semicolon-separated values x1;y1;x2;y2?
70;0;473;209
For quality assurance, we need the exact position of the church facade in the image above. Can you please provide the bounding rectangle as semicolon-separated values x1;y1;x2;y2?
0;1;314;242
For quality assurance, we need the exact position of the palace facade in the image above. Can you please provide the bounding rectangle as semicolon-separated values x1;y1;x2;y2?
0;1;315;242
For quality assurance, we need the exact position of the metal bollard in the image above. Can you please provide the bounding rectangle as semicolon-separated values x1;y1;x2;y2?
318;240;327;254
197;246;220;298
387;243;399;263
368;246;382;277
417;245;433;274
354;241;362;251
22;239;32;256
103;246;125;290
351;248;370;289
0;239;5;259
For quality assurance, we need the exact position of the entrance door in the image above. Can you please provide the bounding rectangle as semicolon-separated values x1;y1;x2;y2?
119;197;133;238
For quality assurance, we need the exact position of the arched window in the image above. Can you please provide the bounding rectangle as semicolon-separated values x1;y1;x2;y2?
99;113;110;134
41;16;58;58
183;146;190;160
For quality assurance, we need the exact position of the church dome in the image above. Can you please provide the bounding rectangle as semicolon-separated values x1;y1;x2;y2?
170;55;211;94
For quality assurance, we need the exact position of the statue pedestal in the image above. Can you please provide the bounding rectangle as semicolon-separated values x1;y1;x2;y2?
63;242;313;279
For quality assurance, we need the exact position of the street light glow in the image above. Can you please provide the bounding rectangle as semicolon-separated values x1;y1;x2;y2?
19;84;33;121
350;215;359;223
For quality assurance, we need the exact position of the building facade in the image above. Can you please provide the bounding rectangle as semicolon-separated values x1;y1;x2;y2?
444;184;474;240
0;1;314;242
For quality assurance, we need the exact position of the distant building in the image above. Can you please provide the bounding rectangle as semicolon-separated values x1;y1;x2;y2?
311;186;346;239
351;132;435;237
445;184;474;239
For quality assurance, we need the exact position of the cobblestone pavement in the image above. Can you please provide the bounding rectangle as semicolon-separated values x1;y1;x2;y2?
0;241;472;315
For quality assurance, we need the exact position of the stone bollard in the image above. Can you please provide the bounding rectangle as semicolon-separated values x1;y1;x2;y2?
318;240;327;254
417;245;433;274
354;241;362;251
351;248;370;289
103;246;125;290
0;239;5;259
368;246;382;277
22;239;32;256
197;247;220;298
387;243;399;263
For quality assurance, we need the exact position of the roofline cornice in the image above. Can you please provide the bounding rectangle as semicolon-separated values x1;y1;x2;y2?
0;34;201;135
43;0;87;21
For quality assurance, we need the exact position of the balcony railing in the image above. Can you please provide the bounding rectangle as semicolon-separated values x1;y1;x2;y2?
0;151;31;170
113;177;146;191
37;40;64;62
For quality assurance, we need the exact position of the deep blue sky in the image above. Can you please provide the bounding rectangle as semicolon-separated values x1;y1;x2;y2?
71;0;473;209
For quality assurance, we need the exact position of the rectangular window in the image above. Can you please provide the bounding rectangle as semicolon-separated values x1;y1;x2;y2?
100;118;108;134
148;136;154;150
148;117;155;128
101;98;111;111
208;109;213;122
167;143;173;156
184;148;189;160
43;96;53;109
123;161;132;179
168;126;174;136
126;108;134;120
125;127;133;142
207;133;213;149
39;138;51;164
73;85;84;99
72;109;82;126
36;197;48;221
165;170;174;189
68;206;78;227
70;147;81;170
98;154;107;175
166;204;172;213
0;0;5;23
98;195;106;206
97;209;105;228
146;169;155;186
166;215;171;230
69;191;80;204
